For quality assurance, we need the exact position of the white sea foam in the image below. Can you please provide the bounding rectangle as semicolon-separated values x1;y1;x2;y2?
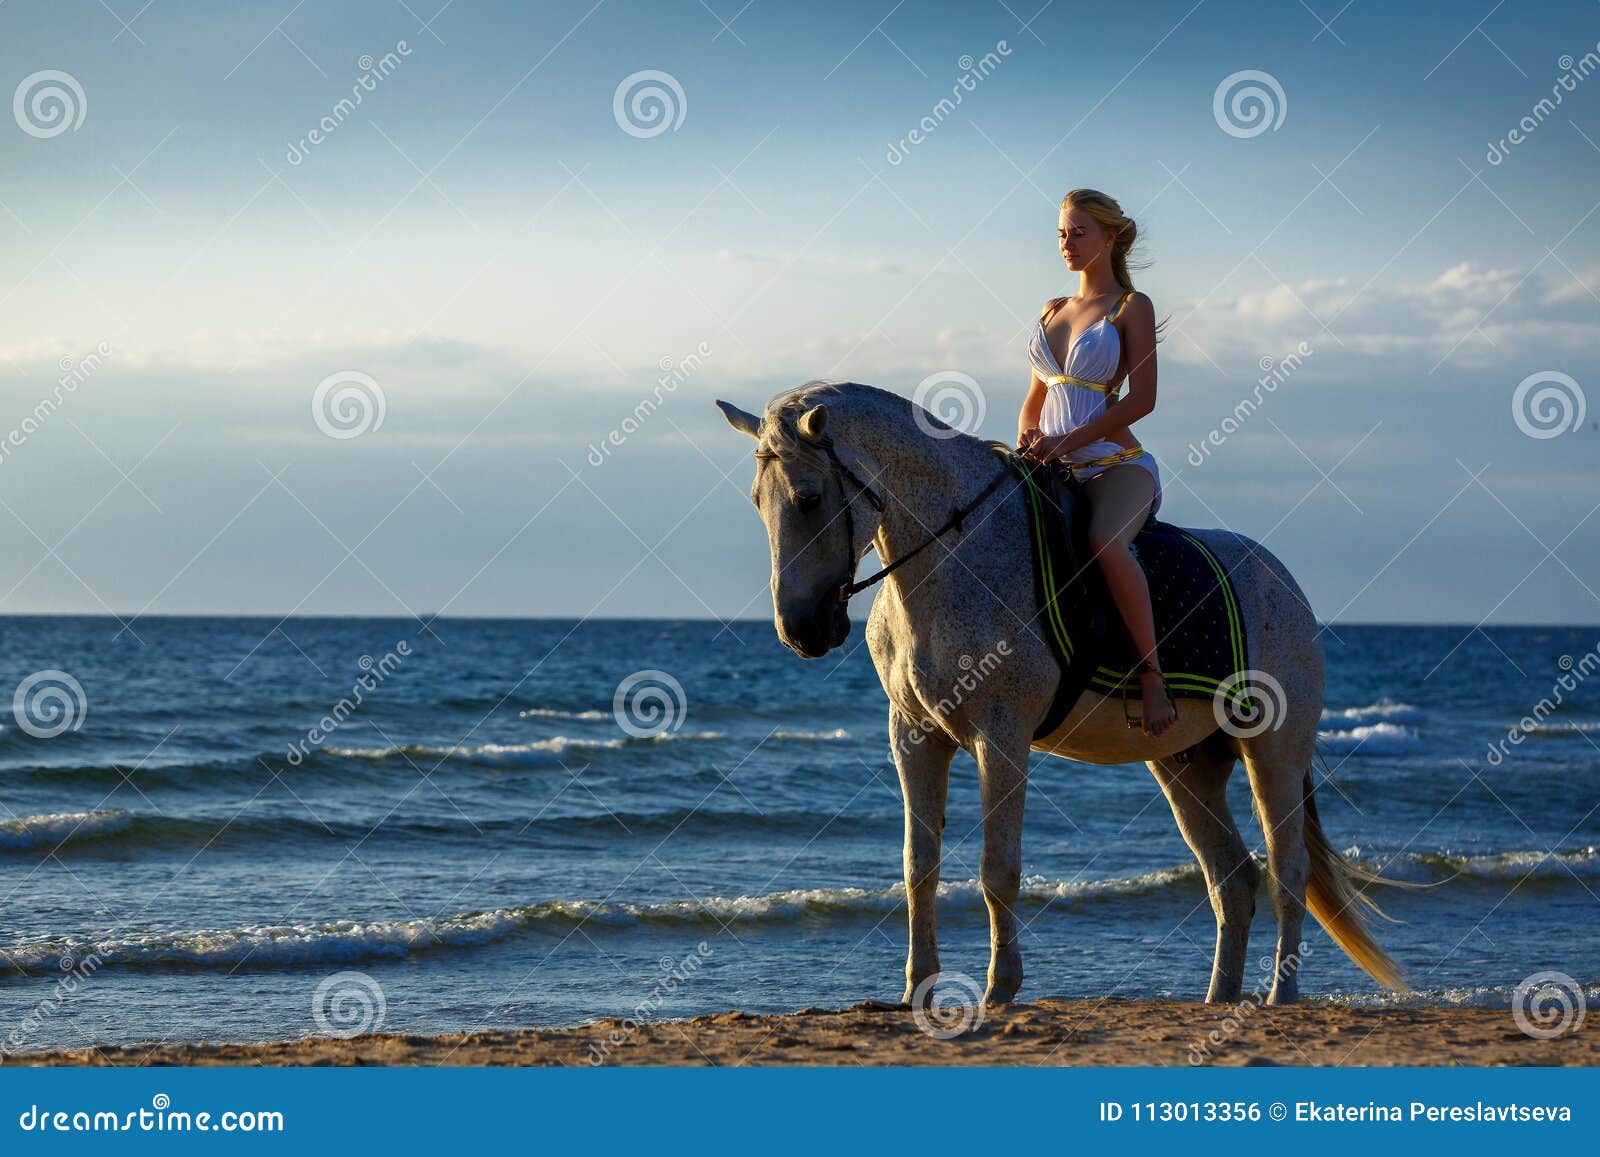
7;845;1592;973
1347;845;1599;882
516;708;610;720
0;809;133;850
1320;981;1600;1011
1437;846;1598;880
1317;721;1420;755
320;726;849;764
1321;700;1424;727
324;730;728;763
0;866;1202;972
1522;720;1600;738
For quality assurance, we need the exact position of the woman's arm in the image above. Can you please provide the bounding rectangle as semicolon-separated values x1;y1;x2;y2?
1039;292;1158;457
1018;372;1046;443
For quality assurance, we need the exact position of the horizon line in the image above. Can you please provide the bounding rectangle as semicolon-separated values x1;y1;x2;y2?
0;612;1596;630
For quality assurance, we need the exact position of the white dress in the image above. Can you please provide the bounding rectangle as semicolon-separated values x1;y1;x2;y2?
1030;292;1162;514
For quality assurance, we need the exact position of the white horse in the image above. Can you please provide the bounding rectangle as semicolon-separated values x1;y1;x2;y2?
717;380;1407;1009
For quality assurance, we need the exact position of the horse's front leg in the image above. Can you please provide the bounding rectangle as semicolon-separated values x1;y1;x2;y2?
890;707;954;1005
973;718;1030;1005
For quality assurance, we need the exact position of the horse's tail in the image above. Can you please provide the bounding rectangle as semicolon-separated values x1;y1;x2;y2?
1301;761;1414;991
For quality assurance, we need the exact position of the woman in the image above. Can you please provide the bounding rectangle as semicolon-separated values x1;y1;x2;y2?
1016;188;1176;738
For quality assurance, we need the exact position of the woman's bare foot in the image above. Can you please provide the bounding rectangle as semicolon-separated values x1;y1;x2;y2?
1138;667;1178;738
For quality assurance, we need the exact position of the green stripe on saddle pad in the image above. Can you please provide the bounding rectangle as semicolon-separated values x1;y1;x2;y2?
1016;457;1252;739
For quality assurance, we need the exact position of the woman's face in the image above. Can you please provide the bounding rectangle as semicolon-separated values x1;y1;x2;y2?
1058;206;1113;272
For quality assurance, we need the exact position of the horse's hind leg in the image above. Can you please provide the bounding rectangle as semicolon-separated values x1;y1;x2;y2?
889;707;955;1005
1148;734;1258;1003
1238;716;1318;1005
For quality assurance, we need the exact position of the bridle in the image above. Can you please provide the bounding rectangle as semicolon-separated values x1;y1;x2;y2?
756;436;1018;605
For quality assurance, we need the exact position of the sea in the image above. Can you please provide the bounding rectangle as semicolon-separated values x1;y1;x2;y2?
1;616;1597;1055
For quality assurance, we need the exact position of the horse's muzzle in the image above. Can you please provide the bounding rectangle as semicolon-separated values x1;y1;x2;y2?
777;588;852;657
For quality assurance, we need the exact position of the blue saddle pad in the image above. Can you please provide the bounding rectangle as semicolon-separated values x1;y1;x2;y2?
1015;458;1250;740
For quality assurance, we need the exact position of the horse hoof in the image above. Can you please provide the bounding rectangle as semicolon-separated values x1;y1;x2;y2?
983;979;1022;1007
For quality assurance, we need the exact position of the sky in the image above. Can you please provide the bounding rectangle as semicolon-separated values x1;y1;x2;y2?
0;0;1597;625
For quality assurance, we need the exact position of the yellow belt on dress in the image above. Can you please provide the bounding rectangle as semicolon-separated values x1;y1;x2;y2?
1042;374;1143;468
1045;373;1117;394
1076;444;1147;469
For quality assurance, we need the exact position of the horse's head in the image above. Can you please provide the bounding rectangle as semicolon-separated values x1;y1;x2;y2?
716;392;883;658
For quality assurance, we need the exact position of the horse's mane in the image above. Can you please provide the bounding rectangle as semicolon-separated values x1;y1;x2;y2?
761;379;1011;467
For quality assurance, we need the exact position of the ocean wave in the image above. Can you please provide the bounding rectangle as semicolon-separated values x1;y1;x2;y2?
323;730;729;764
509;713;849;742
0;867;1202;973
2;730;731;782
6;843;1595;973
318;726;850;764
1317;721;1420;756
1321;700;1424;728
0;809;134;851
1520;720;1600;739
0;805;902;856
1318;981;1600;1011
1349;845;1599;882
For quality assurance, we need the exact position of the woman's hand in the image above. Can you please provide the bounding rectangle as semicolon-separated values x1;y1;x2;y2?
1016;425;1043;455
1020;431;1073;462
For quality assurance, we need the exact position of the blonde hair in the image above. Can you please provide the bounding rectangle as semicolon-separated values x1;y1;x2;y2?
1059;188;1168;338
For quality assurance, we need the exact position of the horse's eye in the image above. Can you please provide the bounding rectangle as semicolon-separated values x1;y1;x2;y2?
796;493;821;513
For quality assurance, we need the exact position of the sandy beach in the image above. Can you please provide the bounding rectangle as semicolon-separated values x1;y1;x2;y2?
12;998;1596;1067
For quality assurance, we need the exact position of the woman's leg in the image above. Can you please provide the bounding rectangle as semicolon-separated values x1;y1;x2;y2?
1084;463;1177;738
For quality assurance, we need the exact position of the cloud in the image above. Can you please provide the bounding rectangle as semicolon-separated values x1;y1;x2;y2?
5;262;1596;417
1161;261;1600;369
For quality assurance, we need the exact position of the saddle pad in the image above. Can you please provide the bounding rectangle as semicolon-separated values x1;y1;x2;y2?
1017;458;1099;739
1016;458;1251;740
1086;523;1249;704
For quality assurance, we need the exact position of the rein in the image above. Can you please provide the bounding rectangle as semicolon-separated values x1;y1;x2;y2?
758;437;1018;605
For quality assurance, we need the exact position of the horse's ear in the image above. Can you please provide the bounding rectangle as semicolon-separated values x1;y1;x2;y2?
715;399;761;439
797;404;828;443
